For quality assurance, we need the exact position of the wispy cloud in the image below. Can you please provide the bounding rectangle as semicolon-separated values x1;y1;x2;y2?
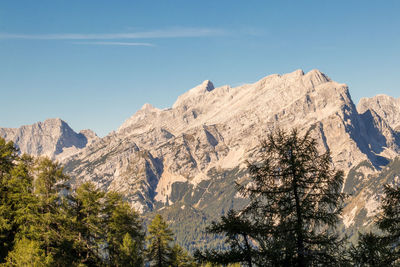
73;41;155;47
0;27;225;40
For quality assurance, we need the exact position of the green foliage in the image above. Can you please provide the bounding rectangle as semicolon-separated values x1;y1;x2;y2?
4;237;53;266
0;138;145;266
146;214;174;266
171;244;197;267
103;191;144;266
118;233;142;267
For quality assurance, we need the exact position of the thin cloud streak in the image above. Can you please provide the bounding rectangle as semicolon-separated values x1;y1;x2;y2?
0;28;226;40
73;41;155;47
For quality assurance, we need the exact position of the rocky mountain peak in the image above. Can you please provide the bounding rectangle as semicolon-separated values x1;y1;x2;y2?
172;80;215;109
141;103;157;111
0;118;93;159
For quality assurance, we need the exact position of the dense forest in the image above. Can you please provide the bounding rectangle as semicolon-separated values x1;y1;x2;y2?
1;129;399;266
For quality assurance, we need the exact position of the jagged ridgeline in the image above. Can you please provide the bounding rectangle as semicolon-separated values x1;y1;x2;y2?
2;69;400;252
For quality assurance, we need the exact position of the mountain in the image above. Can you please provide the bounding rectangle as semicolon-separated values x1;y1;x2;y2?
0;118;98;160
3;69;400;251
60;69;400;250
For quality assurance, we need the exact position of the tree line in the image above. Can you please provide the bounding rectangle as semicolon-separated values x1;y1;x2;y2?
1;127;400;266
0;137;194;266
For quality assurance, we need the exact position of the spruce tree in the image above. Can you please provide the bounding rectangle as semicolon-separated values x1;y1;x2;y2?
147;214;174;267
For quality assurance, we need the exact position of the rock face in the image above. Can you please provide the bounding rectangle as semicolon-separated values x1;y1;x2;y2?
358;95;400;131
339;95;400;240
0;118;98;160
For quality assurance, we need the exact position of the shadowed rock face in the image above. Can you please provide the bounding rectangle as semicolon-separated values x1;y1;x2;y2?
0;118;99;159
358;95;400;131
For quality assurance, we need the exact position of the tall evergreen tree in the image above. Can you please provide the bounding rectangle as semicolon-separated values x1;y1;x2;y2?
197;128;346;266
103;191;145;266
147;214;174;267
67;182;105;266
0;138;30;262
27;157;70;263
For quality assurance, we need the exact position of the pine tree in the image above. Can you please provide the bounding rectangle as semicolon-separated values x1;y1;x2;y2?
147;214;174;267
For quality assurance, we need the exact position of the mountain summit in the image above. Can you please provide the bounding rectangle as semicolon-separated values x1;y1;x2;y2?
0;118;98;159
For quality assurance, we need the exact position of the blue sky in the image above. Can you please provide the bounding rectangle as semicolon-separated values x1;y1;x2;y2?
1;1;399;137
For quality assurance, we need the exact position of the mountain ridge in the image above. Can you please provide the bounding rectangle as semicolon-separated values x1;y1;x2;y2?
2;69;400;250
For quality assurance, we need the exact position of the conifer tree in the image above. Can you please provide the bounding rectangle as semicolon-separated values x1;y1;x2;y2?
118;233;142;267
5;237;53;266
0;139;28;262
67;182;105;266
349;232;396;266
170;243;197;267
103;191;144;266
26;157;70;263
350;184;400;266
197;128;346;266
195;210;256;267
147;214;174;267
377;184;400;258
